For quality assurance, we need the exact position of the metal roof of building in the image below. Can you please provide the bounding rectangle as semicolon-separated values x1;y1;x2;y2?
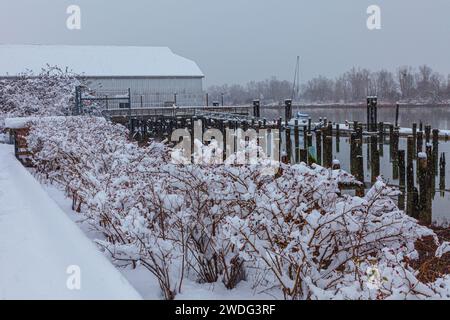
0;44;204;78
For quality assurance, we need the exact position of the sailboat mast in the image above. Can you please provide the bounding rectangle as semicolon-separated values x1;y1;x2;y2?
292;56;300;101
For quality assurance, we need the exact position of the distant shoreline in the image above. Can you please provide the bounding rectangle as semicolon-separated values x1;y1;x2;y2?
260;103;450;109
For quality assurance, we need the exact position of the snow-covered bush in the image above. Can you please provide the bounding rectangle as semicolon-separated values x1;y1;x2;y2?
0;66;101;130
26;117;450;300
0;66;76;118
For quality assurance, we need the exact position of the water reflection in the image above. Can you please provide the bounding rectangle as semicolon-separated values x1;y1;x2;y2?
262;105;450;130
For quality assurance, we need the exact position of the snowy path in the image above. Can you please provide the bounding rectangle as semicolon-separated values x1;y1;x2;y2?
0;145;141;299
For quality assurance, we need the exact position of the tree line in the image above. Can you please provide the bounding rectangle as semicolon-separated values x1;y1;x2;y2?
208;65;450;105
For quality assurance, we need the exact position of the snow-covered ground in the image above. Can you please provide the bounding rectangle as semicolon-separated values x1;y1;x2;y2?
0;144;141;299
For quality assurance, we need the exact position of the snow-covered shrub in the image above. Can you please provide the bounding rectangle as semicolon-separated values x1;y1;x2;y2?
0;66;77;121
27;116;179;299
0;66;102;130
26;117;450;300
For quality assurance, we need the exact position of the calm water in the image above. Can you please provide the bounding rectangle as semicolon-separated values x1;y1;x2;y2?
262;105;450;130
271;105;450;226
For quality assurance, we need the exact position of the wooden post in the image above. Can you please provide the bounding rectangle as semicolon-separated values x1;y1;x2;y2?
336;124;340;153
355;152;365;197
406;135;415;216
355;138;364;180
412;123;417;158
284;99;292;123
417;131;423;155
389;124;394;157
303;126;308;150
299;149;308;163
278;117;283;157
370;135;380;183
418;152;432;225
417;152;427;219
285;127;292;163
316;129;322;166
253;100;261;118
407;136;414;168
398;150;406;211
307;133;314;164
395;103;400;128
439;153;446;197
426;144;435;199
406;161;415;217
294;120;300;163
350;132;357;175
424;125;431;144
223;122;229;162
432;129;439;177
327;122;333;138
323;136;333;168
356;124;363;141
378;122;384;139
392;128;399;161
367;96;378;132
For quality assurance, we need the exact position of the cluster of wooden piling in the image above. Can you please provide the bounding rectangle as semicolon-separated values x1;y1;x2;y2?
116;97;448;225
395;122;446;224
345;115;447;224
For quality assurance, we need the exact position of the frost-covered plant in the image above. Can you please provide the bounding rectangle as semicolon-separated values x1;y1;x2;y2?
0;66;104;129
26;117;450;300
0;66;78;122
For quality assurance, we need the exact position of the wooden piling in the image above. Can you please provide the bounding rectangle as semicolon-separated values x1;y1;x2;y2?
439;153;446;197
432;129;439;177
406;135;415;214
284;99;293;123
370;135;380;183
299;149;308;164
417;131;423;155
323;136;333;168
392;128;399;161
294;120;300;163
398;150;406;211
285;127;292;163
395;103;400;128
425;125;431;144
418;152;432;225
316;129;322;166
350;132;357;175
303;126;308;150
355;153;365;197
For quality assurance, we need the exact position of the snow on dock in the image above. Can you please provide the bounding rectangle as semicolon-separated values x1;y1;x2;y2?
0;144;141;300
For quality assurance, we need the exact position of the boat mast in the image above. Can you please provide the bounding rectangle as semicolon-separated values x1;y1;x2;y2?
291;56;300;102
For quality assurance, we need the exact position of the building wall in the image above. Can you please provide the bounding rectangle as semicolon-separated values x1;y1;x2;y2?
87;76;204;107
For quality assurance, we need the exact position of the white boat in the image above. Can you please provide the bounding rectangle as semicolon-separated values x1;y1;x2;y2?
287;112;310;127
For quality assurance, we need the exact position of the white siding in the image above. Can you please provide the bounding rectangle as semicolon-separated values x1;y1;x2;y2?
87;77;204;107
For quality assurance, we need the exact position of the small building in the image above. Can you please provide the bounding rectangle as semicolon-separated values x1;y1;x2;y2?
0;44;204;107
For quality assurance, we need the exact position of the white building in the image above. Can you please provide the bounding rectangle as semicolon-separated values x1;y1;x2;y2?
0;44;204;107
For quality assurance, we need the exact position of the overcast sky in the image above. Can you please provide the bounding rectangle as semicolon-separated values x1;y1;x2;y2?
0;0;449;86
